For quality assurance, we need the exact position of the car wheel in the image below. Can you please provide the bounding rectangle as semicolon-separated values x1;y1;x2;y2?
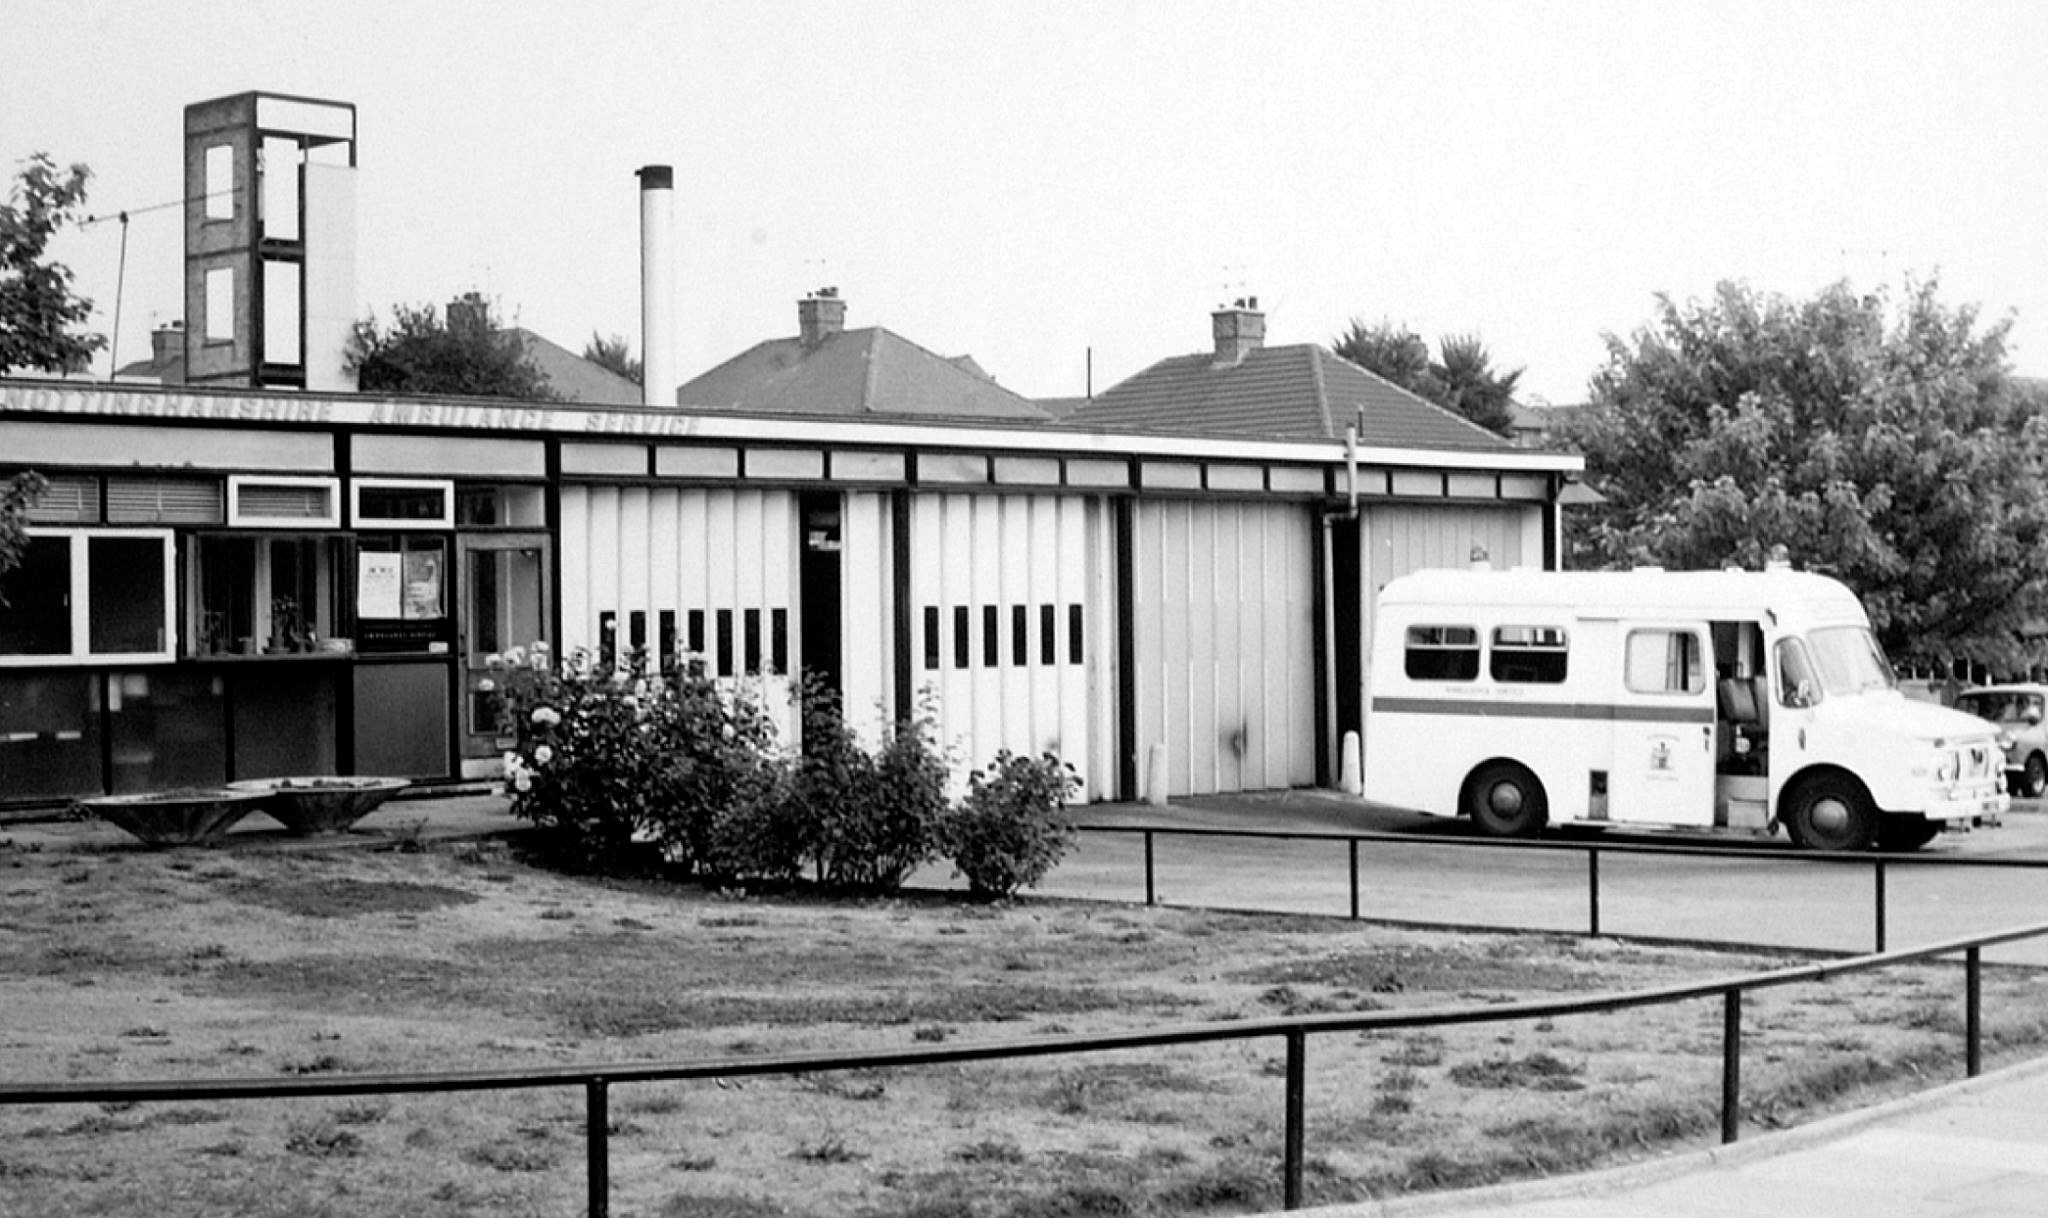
2023;754;2047;799
1783;774;1876;852
1876;814;1941;852
1464;762;1548;838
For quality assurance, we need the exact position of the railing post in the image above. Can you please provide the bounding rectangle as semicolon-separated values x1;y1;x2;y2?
1144;830;1156;907
1348;839;1360;921
587;1077;610;1218
1283;1030;1306;1210
1874;859;1887;953
1966;946;1982;1078
1587;847;1601;938
1721;990;1742;1144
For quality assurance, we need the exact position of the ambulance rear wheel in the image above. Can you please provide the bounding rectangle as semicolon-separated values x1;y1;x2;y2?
1465;762;1548;839
1783;774;1875;852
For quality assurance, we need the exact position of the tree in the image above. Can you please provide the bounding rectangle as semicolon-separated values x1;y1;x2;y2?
0;471;48;601
1561;276;2048;673
582;331;642;386
348;294;558;400
1;153;105;375
1331;319;1523;437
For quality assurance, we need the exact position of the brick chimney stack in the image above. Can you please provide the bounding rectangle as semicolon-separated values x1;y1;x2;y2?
150;321;184;373
1212;297;1265;366
799;287;846;348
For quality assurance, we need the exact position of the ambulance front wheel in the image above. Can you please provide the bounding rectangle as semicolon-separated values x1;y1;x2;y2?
1464;762;1549;838
1782;773;1875;852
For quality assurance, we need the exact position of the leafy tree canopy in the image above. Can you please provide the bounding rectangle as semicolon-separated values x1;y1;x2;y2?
582;331;642;387
1332;319;1522;436
1;153;105;375
1561;276;2048;672
348;294;558;400
0;471;48;596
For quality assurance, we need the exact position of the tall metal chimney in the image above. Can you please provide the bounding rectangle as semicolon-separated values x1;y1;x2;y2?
637;165;675;407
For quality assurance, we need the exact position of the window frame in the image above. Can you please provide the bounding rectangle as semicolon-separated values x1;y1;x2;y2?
1623;627;1707;696
227;474;342;528
351;477;455;530
1489;624;1569;684
0;527;176;666
1403;624;1481;682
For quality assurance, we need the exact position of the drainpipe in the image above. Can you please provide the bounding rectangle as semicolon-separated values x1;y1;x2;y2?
1322;427;1361;791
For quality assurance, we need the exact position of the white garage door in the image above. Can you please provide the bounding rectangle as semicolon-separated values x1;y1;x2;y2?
559;485;801;738
906;492;1111;800
1133;500;1317;797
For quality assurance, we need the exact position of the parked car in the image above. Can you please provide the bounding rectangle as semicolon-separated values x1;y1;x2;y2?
1954;685;2048;798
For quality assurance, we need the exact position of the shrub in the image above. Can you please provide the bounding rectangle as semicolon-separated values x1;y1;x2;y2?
792;681;952;895
492;644;787;876
944;750;1080;899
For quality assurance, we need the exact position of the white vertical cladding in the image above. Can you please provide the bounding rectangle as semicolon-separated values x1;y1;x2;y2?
617;486;651;659
969;491;1005;762
556;484;802;741
1135;499;1316;797
559;487;593;655
908;492;1105;800
839;492;894;746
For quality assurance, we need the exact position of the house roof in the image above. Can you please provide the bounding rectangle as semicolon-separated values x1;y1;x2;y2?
510;329;642;406
110;326;642;406
675;327;1048;421
1065;343;1513;451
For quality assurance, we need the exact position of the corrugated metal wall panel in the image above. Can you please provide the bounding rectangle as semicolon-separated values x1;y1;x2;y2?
1134;500;1316;798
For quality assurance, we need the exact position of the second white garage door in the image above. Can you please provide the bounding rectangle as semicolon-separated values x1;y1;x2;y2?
1133;500;1317;797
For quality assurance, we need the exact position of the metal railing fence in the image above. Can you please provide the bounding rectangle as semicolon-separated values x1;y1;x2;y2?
1072;822;2048;953
4;920;2045;1215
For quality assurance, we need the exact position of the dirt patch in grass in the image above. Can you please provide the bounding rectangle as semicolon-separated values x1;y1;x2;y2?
1;842;2046;1217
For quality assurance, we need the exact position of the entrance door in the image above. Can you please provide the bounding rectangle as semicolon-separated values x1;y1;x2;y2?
1611;624;1717;826
458;533;551;764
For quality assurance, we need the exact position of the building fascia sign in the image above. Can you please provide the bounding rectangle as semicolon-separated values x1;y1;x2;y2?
0;381;1583;475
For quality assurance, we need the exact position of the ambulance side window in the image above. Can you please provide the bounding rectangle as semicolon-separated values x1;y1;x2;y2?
1491;626;1568;683
1404;625;1479;681
1624;629;1705;694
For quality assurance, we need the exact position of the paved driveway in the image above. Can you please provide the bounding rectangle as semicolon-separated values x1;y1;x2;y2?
1040;793;2048;965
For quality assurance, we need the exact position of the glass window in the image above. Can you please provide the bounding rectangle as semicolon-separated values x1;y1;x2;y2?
89;536;168;654
1405;625;1480;681
0;536;71;655
456;484;545;527
1776;638;1820;707
1490;625;1568;684
1624;629;1705;694
1805;626;1897;697
205;267;235;341
354;536;452;655
0;530;174;663
193;534;342;655
353;479;454;528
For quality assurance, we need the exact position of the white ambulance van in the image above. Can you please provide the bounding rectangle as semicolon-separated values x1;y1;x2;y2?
1362;567;2007;851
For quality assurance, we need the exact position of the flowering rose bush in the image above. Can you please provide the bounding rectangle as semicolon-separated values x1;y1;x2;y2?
493;644;784;875
493;645;1077;897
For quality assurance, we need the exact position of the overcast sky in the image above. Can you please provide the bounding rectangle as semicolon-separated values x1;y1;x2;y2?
7;0;2046;405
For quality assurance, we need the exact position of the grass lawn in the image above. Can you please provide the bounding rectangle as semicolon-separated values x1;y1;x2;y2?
2;833;2046;1217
